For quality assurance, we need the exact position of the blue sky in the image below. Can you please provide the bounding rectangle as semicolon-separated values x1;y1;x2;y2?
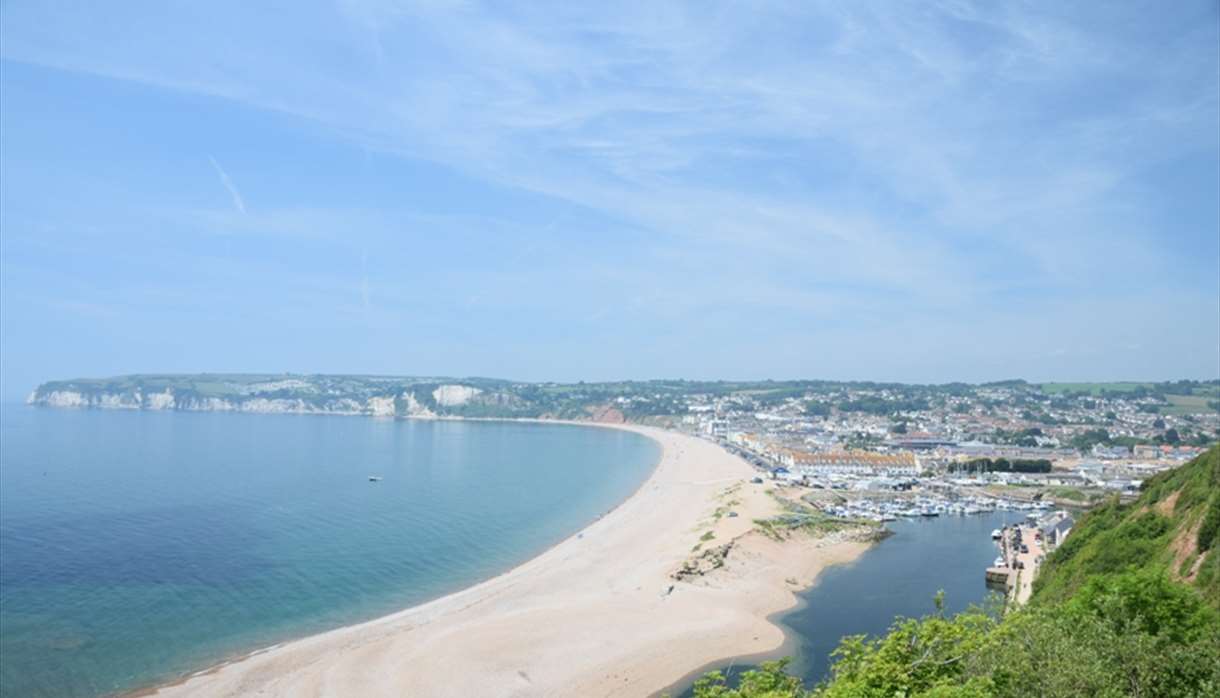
1;1;1217;397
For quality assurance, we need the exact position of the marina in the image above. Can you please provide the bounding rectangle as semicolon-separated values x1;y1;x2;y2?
797;487;1054;524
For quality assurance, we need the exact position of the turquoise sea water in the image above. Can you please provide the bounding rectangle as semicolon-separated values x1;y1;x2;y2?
0;405;660;697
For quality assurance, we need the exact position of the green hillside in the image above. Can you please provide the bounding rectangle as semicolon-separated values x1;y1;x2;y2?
1034;445;1220;607
684;445;1220;698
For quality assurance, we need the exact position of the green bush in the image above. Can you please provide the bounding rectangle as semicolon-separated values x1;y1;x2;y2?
687;572;1220;698
1198;494;1220;552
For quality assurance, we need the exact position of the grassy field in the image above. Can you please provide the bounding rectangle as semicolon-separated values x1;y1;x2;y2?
1046;486;1099;503
1163;393;1219;416
1039;382;1152;395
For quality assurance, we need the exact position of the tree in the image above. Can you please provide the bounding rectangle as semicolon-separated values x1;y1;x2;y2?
683;572;1220;698
690;659;807;698
1071;429;1111;452
804;402;831;418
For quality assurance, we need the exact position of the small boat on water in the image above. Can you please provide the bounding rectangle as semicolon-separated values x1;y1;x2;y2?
920;507;939;517
991;529;1002;540
368;475;383;482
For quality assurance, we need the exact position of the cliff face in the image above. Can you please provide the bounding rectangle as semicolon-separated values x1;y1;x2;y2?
28;382;462;418
26;372;709;422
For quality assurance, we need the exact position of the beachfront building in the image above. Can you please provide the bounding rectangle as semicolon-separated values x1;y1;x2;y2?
780;449;920;477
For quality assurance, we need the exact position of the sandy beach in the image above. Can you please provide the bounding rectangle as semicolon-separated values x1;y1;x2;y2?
147;424;872;697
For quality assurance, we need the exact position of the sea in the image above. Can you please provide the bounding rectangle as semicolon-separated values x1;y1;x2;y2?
0;404;661;698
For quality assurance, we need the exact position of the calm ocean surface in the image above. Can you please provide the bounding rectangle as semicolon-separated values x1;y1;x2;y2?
0;405;660;698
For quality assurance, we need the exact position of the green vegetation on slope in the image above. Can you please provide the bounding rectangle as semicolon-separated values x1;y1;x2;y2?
690;574;1220;697
1035;444;1220;607
685;445;1220;698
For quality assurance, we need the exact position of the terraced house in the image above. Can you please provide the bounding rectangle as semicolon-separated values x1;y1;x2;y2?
781;450;920;477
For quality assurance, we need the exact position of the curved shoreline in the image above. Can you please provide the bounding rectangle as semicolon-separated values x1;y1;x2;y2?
126;418;663;696
652;558;854;698
142;422;873;697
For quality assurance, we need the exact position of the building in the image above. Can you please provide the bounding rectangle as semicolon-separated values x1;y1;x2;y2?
780;449;920;476
1132;444;1161;459
891;437;957;451
1038;511;1074;550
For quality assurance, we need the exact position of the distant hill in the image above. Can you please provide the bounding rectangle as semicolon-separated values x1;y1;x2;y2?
25;373;696;421
1034;444;1220;607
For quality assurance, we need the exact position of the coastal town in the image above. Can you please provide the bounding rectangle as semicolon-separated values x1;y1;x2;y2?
670;380;1214;497
659;380;1216;601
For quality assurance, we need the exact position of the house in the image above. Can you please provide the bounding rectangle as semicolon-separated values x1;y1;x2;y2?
1132;444;1160;459
1045;472;1091;487
780;449;920;476
1091;445;1130;460
1038;511;1074;549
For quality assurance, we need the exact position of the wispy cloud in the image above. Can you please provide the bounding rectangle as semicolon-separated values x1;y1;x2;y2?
0;1;1215;383
207;155;247;215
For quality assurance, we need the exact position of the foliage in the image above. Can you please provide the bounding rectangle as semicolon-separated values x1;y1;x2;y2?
1199;493;1220;553
1046;486;1092;502
814;606;997;697
803;402;831;418
688;572;1220;698
949;458;1051;474
1069;428;1112;452
691;659;808;698
1061;567;1218;644
837;397;930;415
1033;505;1173;604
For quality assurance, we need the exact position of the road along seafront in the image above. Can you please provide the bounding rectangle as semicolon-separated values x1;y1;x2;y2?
144;424;878;698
